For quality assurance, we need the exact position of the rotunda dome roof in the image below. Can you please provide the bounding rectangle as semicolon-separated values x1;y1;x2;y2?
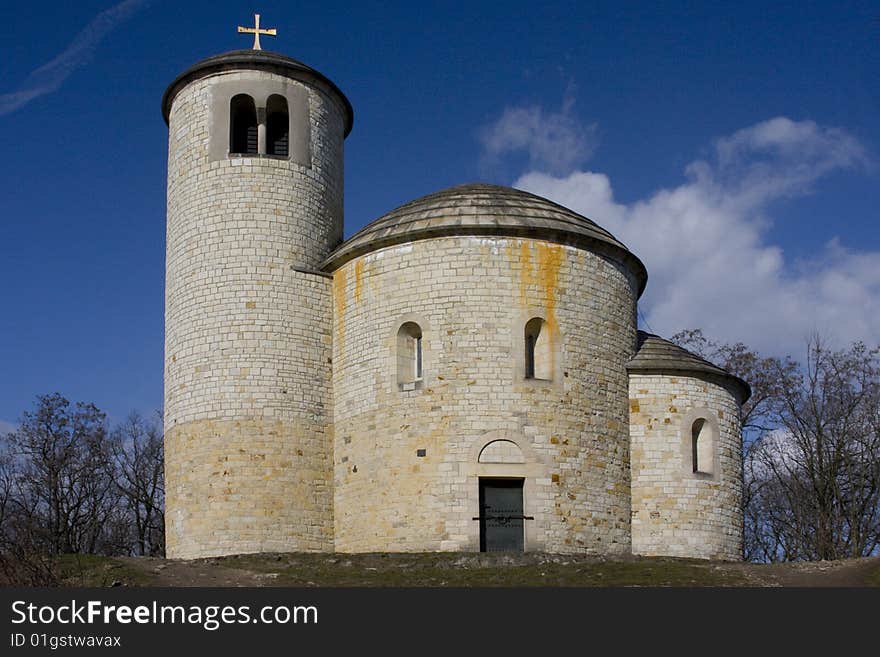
627;331;751;403
322;183;647;295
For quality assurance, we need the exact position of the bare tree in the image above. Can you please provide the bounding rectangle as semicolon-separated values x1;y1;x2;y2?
0;448;58;584
752;337;880;560
3;393;119;556
673;329;805;561
674;330;880;561
0;395;167;583
671;328;799;433
110;412;165;556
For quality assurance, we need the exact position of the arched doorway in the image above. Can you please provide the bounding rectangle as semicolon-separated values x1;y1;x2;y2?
477;439;528;551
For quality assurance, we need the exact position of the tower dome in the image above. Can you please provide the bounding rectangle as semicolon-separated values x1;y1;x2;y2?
162;49;353;135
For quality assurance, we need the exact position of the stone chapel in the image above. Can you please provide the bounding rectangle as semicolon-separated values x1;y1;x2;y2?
162;38;749;560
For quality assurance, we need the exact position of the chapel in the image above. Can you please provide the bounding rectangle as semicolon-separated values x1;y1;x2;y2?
162;24;749;560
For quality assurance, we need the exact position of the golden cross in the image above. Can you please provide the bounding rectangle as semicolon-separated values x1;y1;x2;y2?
237;13;277;51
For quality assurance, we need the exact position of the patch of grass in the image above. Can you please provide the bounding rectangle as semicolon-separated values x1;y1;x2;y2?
867;563;880;587
40;551;876;588
56;554;155;587
188;552;747;587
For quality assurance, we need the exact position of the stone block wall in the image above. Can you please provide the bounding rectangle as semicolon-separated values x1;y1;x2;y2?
330;236;639;554
629;373;743;560
164;69;345;558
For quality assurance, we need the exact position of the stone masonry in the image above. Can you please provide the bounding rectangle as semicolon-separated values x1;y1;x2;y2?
163;54;348;558
331;237;637;554
162;48;748;560
629;373;744;560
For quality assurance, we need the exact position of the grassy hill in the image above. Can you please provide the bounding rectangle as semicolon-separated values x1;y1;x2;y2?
50;551;880;588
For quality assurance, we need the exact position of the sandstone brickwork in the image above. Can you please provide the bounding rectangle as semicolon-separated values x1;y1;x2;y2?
164;63;346;558
162;49;746;561
331;237;638;554
629;373;744;560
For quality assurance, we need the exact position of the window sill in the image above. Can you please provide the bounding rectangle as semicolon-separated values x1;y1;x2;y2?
398;380;423;392
228;153;290;160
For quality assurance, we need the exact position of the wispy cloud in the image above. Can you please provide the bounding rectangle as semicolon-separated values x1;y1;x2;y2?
0;420;17;436
696;117;870;210
479;93;598;175
508;115;876;355
0;0;150;118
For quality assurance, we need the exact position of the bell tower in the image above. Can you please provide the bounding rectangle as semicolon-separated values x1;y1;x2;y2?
161;35;353;558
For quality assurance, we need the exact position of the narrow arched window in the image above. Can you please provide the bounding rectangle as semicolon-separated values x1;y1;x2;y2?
266;94;289;157
230;94;258;154
397;322;423;389
524;318;551;380
692;418;714;475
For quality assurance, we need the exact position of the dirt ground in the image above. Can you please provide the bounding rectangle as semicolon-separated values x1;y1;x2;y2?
719;555;880;587
51;551;880;588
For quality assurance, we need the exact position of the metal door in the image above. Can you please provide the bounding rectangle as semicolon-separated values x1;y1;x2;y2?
479;479;525;552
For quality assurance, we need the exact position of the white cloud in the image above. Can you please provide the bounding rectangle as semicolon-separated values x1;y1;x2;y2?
0;0;150;117
479;96;598;175
0;420;17;436
510;117;877;355
704;117;869;209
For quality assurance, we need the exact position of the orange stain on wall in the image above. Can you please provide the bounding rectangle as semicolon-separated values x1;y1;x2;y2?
515;241;537;308
509;240;565;335
333;267;347;356
536;242;564;332
354;259;364;304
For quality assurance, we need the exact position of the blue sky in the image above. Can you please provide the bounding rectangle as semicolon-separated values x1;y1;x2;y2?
1;1;877;429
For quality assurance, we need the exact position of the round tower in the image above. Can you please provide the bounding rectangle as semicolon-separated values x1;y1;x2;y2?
162;50;352;558
627;332;749;560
